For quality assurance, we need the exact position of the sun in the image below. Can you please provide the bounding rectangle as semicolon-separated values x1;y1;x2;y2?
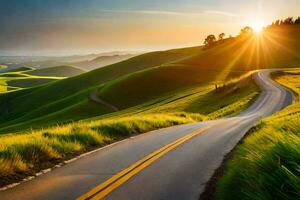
250;19;265;33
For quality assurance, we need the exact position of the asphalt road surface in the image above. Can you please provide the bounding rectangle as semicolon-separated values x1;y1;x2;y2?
0;69;294;200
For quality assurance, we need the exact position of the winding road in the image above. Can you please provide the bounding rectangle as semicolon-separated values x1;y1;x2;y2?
0;69;294;200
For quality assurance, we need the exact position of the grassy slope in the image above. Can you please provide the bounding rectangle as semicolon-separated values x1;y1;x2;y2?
97;64;245;109
72;54;136;71
0;46;201;131
216;70;300;200
5;65;86;89
0;25;300;133
97;26;300;110
178;26;300;70
0;70;64;91
8;78;59;88
92;74;259;121
7;26;300;185
4;66;33;73
26;65;85;77
0;74;260;185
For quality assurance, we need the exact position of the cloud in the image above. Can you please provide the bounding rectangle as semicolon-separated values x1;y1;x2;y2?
203;10;238;17
101;9;238;18
101;9;187;16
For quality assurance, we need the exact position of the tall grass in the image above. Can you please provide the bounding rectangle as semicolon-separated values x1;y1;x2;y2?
0;73;259;185
0;113;204;183
216;71;300;200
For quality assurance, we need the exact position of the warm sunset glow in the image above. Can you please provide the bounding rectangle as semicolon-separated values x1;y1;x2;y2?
250;19;266;33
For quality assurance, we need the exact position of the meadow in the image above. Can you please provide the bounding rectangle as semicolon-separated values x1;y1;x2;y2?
0;65;85;93
0;24;299;188
216;70;300;200
1;25;299;133
0;72;259;186
0;67;64;93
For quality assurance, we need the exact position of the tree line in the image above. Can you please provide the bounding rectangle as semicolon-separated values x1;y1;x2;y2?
203;27;252;47
203;32;228;47
269;17;300;27
203;16;300;47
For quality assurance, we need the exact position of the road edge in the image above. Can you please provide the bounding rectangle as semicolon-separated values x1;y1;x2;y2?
199;69;296;200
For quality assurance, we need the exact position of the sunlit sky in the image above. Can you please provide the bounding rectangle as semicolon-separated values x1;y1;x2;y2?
0;0;299;56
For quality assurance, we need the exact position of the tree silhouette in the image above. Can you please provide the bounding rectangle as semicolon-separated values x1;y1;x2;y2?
283;17;294;25
267;16;300;29
204;34;216;47
275;20;281;26
218;33;226;41
240;26;254;37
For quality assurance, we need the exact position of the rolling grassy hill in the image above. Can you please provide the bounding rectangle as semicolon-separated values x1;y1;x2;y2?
72;54;136;71
179;26;300;70
4;66;33;73
0;72;62;93
0;65;84;93
0;25;299;133
97;63;246;109
0;73;260;185
7;78;60;88
26;65;85;77
0;46;202;131
0;25;299;186
96;26;300;110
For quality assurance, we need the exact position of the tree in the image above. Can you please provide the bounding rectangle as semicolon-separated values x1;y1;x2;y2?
240;26;254;37
283;17;294;25
204;34;216;46
218;33;226;41
275;20;281;26
295;17;300;24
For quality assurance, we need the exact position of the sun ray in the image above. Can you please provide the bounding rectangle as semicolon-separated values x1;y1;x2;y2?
259;33;276;68
246;37;257;68
214;38;253;83
263;31;300;58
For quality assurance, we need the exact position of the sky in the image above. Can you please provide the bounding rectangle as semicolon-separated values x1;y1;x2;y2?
0;0;299;56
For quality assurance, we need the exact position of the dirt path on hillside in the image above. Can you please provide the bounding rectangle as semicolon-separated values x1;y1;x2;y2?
89;91;119;112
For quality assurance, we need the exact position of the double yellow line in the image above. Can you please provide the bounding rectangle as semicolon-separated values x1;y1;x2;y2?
77;125;214;200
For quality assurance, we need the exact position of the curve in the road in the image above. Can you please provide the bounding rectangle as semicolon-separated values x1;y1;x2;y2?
0;69;294;200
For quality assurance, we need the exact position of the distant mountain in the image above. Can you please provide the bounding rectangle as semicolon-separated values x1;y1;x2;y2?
0;51;141;67
26;65;86;77
71;54;137;71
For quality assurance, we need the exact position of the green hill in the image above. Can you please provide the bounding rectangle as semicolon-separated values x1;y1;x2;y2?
7;78;59;88
3;66;33;73
0;69;62;93
72;54;136;71
26;65;85;77
0;25;299;133
96;26;300;109
97;64;244;109
0;46;201;131
179;26;300;71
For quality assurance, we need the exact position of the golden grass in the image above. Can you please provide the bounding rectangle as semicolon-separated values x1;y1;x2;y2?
0;113;204;180
0;73;259;186
216;70;300;200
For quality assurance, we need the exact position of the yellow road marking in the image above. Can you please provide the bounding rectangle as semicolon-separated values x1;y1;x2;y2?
77;120;233;200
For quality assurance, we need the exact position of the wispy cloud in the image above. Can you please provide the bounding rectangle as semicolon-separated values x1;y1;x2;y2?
101;9;238;18
203;10;238;17
101;9;187;16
